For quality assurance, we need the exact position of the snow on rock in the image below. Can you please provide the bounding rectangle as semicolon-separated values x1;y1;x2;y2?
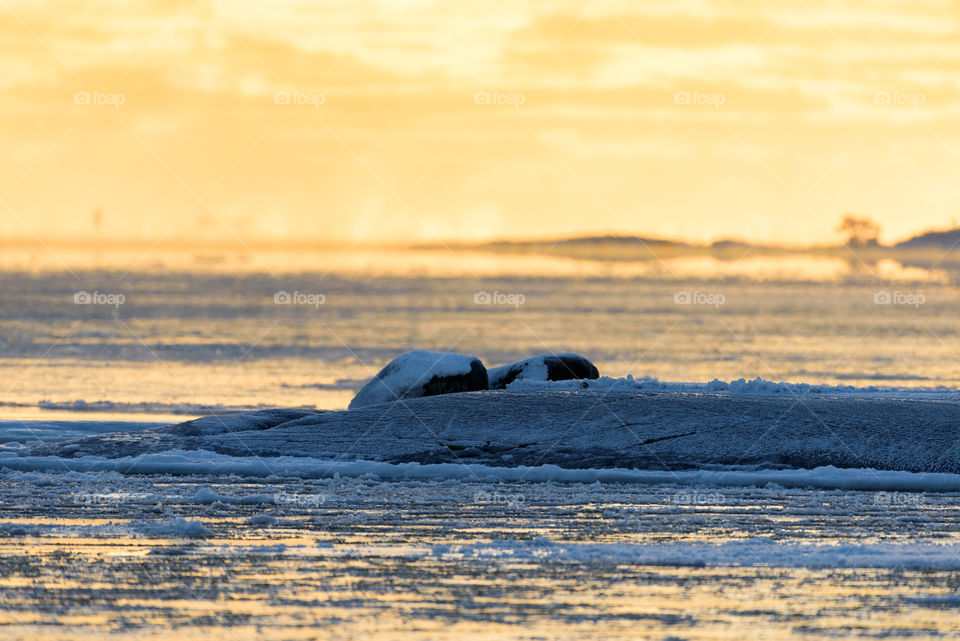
502;374;927;397
488;353;600;389
349;350;488;409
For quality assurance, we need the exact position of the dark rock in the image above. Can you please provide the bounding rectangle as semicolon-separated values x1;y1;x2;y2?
349;350;489;409
488;353;599;389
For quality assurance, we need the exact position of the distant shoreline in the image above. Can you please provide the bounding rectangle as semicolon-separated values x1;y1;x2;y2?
3;226;960;257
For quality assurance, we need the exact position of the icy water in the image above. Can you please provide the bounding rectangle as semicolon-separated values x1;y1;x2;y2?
2;466;960;641
1;245;960;417
2;245;960;639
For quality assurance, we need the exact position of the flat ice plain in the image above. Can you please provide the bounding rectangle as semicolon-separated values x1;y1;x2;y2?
1;381;959;640
21;381;960;476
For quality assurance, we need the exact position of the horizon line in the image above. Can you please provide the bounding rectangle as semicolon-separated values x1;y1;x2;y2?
0;225;956;252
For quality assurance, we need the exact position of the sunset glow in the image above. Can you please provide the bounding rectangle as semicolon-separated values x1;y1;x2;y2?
3;0;960;246
5;4;960;639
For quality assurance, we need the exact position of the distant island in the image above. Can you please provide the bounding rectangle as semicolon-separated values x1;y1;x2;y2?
411;219;960;273
895;228;960;250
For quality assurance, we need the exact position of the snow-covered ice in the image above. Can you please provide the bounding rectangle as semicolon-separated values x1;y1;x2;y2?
4;449;960;491
1;464;958;639
23;387;960;475
4;373;960;639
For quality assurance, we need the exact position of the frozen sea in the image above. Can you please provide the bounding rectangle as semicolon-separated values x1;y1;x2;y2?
2;244;960;416
1;245;959;639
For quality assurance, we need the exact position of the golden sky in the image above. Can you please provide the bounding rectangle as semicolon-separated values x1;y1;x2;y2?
2;0;960;246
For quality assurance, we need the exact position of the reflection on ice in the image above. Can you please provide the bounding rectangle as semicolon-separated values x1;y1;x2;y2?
0;472;958;640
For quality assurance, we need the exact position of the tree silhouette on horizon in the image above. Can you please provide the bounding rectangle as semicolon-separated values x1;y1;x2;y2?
837;215;880;248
